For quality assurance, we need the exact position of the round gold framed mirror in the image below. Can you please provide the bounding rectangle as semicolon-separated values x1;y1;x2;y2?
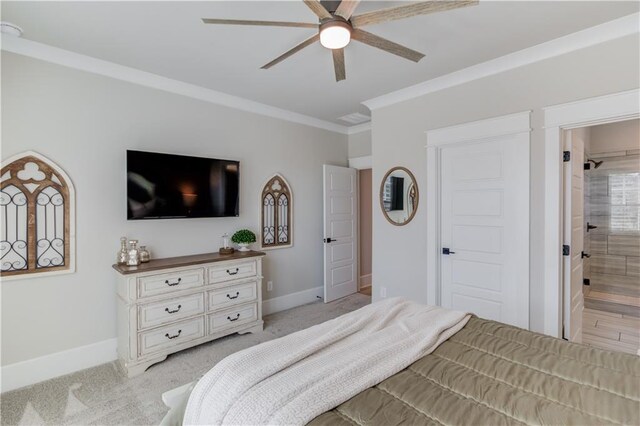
379;166;419;226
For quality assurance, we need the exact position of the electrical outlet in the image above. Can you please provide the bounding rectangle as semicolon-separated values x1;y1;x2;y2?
380;287;387;298
267;281;273;291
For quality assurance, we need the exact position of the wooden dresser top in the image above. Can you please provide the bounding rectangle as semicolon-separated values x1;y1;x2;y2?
112;250;265;275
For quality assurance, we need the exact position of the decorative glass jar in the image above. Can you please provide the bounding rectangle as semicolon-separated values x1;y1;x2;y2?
139;246;150;263
117;237;128;265
127;240;140;266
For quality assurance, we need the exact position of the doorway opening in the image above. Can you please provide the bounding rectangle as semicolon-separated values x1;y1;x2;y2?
358;168;372;297
563;119;639;355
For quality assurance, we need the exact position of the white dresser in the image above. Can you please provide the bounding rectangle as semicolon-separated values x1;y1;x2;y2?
113;251;265;377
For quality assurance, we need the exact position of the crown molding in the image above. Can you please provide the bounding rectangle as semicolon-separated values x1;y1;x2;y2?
363;13;640;111
1;36;351;135
346;122;371;135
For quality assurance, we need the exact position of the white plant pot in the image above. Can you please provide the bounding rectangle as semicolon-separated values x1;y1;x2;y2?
237;243;250;252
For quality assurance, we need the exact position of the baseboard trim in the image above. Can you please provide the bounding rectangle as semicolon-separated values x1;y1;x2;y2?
359;274;372;287
262;286;323;316
1;338;118;393
2;288;323;392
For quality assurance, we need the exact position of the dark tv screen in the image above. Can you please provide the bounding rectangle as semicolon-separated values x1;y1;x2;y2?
127;150;239;219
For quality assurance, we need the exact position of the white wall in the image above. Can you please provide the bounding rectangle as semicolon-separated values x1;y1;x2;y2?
589;119;640;154
370;34;639;333
347;130;372;158
1;52;347;366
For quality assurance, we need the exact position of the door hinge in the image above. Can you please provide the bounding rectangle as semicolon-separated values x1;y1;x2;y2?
562;245;570;256
563;151;571;162
584;162;591;170
583;278;590;286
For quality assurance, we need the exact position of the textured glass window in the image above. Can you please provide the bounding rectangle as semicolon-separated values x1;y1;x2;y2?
609;173;640;232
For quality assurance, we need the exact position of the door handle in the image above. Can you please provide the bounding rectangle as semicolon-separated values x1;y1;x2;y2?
442;248;456;255
587;223;598;231
581;251;591;259
324;238;336;243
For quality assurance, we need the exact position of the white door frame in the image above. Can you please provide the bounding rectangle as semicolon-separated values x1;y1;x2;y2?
425;111;532;307
347;157;372;291
543;88;639;338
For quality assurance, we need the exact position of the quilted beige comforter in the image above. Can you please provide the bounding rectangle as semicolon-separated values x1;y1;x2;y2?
310;317;640;426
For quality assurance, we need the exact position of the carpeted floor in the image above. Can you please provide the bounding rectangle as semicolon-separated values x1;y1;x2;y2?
1;293;370;425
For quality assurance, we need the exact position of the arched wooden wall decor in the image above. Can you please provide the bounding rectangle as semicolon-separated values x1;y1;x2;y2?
261;174;293;249
1;152;75;278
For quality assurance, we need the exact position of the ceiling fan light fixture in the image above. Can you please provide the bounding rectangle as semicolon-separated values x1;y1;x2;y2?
319;20;351;50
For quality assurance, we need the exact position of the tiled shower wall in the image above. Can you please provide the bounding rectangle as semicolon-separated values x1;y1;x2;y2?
586;151;640;297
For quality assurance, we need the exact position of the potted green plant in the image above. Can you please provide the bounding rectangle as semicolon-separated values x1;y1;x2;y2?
231;229;256;252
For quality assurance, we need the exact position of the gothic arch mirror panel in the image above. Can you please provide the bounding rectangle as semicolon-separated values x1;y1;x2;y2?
261;174;293;249
0;185;28;272
0;152;75;278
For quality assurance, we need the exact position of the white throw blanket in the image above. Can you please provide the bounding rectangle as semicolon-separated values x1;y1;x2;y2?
183;297;470;426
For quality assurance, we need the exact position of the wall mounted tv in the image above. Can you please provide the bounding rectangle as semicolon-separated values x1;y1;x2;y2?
127;150;239;220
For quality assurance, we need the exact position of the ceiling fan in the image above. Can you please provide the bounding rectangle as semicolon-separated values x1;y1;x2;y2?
202;0;478;82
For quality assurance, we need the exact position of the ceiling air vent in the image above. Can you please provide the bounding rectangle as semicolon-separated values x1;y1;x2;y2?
337;112;371;125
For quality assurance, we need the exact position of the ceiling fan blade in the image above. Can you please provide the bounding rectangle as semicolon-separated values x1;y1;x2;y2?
303;0;332;20
261;34;320;69
351;0;478;28
202;18;317;28
332;48;346;81
352;29;425;62
334;0;361;20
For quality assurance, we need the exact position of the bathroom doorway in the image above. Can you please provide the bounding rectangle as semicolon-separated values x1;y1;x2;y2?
563;118;639;355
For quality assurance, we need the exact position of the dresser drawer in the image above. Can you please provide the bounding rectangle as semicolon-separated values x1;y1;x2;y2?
137;268;204;298
208;282;257;311
208;261;257;284
138;293;205;330
138;317;204;357
208;303;258;334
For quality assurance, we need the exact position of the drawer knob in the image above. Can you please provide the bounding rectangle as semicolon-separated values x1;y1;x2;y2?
226;292;240;300
165;278;182;286
227;313;241;322
226;268;240;276
165;305;182;314
165;330;182;339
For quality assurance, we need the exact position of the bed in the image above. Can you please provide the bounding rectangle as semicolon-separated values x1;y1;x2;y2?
162;300;640;426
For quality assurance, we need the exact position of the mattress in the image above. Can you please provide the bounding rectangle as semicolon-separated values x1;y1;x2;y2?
309;317;640;426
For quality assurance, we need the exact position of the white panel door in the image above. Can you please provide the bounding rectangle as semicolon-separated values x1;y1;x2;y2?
440;134;529;329
563;131;584;342
323;165;358;303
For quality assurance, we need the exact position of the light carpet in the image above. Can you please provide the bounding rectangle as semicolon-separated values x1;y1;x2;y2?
1;293;370;426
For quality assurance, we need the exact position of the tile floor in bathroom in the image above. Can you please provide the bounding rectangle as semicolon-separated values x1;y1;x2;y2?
582;307;640;355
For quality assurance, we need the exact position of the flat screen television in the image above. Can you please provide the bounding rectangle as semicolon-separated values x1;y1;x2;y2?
127;150;239;220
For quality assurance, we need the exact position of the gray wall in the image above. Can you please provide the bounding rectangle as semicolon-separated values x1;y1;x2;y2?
347;130;372;158
370;34;639;333
1;52;347;366
589;119;640;154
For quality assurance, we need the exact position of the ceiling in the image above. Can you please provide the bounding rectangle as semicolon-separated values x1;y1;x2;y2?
2;1;638;126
